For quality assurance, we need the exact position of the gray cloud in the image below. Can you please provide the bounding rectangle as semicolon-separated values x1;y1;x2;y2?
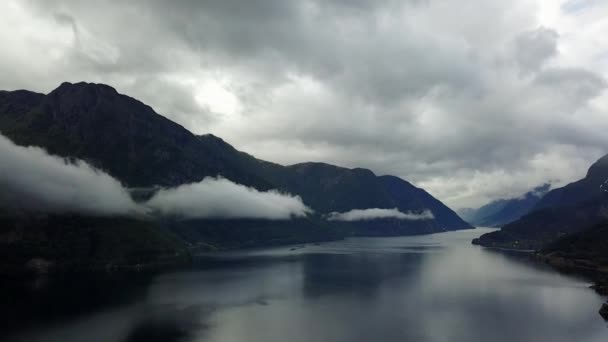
326;208;434;222
513;27;559;72
1;0;607;209
145;177;312;220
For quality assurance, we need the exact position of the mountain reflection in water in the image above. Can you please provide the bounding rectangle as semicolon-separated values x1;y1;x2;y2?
2;229;606;342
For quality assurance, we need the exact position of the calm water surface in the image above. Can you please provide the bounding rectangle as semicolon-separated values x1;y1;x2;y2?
2;228;607;342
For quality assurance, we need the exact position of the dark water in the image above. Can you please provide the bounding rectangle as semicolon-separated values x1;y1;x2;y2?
2;228;607;342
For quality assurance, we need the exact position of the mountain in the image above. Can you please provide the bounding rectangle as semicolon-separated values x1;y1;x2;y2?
457;208;477;222
184;137;469;231
460;184;550;227
459;201;508;226
472;198;608;250
0;82;272;189
0;82;471;267
534;155;608;210
0;212;190;276
540;222;608;274
539;222;608;320
0;82;470;231
379;175;469;231
473;155;608;250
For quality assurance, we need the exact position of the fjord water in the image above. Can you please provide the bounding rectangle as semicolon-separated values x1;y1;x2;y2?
3;228;607;342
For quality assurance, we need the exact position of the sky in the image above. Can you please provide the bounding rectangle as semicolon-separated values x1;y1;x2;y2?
1;0;607;209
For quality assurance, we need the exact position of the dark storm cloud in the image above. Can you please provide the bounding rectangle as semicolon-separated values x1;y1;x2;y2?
1;0;607;208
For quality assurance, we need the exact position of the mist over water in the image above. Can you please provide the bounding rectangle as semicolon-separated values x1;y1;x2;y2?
2;229;607;342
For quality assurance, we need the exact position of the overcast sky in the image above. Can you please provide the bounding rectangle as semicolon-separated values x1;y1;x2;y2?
1;0;607;209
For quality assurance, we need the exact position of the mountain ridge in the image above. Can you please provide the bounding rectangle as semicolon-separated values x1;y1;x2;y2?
460;184;551;227
0;81;471;246
473;155;608;250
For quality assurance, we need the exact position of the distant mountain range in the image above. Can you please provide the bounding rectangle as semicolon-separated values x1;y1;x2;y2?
534;154;608;210
0;82;471;274
473;155;608;250
470;144;608;319
463;151;608;322
459;184;551;227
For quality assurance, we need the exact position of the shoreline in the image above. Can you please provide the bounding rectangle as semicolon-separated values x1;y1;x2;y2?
534;252;608;320
472;236;608;321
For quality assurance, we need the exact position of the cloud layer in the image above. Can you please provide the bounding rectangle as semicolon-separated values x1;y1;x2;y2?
1;1;607;208
326;208;434;222
0;133;310;219
0;133;139;215
145;177;311;220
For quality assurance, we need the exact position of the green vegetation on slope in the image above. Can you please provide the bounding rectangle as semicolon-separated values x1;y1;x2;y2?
0;213;190;276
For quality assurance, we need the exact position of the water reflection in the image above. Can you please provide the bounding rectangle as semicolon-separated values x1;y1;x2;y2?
0;273;153;337
125;304;210;342
2;229;607;342
300;252;425;298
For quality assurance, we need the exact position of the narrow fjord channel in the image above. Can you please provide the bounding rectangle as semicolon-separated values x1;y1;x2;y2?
2;228;607;342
